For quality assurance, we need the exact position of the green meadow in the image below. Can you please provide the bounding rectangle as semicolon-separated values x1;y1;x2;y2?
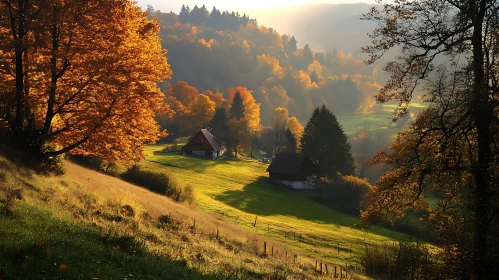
142;146;408;264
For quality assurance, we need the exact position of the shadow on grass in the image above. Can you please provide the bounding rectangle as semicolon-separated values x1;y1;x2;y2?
149;150;238;173
214;177;405;240
0;204;206;279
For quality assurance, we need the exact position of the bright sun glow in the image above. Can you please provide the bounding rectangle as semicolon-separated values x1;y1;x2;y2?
137;0;383;13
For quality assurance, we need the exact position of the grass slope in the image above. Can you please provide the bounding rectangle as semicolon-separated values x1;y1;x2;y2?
143;146;407;266
0;152;342;279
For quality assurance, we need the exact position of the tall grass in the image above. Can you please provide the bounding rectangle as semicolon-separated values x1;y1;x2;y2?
359;241;439;280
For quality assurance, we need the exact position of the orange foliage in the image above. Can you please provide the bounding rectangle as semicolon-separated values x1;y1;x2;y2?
228;87;260;131
0;1;172;164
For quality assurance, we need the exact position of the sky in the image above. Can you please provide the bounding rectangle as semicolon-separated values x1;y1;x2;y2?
136;0;386;13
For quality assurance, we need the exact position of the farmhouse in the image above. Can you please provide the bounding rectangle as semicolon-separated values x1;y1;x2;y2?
266;153;318;190
182;129;226;159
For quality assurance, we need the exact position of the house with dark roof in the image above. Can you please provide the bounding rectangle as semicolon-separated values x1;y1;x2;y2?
266;152;319;190
182;129;226;159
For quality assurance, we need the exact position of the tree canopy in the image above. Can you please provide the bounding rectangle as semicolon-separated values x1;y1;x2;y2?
150;7;382;126
300;105;355;178
362;0;499;278
0;0;171;164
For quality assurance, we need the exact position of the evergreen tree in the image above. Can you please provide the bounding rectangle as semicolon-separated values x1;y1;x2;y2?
289;36;298;51
179;5;190;23
300;105;354;178
208;6;222;29
303;44;314;67
230;91;245;120
146;5;155;19
209;107;229;130
285;129;297;153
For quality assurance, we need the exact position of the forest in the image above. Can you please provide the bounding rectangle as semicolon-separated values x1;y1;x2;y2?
150;5;383;129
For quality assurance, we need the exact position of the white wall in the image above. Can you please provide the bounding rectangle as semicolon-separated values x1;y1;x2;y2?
276;178;315;190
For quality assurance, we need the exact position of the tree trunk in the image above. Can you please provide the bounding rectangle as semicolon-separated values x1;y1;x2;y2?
472;2;491;278
41;6;59;147
12;0;26;134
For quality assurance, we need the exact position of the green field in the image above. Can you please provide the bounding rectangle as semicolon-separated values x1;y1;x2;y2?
142;146;408;265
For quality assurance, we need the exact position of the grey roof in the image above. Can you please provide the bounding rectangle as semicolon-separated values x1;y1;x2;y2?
266;153;318;174
200;129;226;151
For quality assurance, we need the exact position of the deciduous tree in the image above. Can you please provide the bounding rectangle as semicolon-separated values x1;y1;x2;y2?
228;87;260;131
0;0;172;164
191;94;216;130
272;107;288;155
362;0;499;278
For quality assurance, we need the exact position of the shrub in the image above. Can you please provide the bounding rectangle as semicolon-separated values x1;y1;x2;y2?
121;166;194;203
122;165;171;195
359;241;439;280
182;184;195;205
315;175;372;215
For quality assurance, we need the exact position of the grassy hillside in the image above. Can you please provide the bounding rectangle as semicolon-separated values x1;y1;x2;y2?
0;151;350;279
142;145;410;266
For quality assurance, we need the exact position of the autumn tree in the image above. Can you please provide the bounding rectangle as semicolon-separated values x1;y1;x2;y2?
0;0;171;164
286;116;304;144
228;117;250;158
191;94;216;130
301;105;354;178
362;1;499;278
228;87;260;131
272;107;289;156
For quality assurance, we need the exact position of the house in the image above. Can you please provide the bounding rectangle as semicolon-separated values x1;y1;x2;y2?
182;129;226;159
266;153;319;190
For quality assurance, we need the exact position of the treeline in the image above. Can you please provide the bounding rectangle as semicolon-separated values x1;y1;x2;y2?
150;6;382;126
178;5;257;31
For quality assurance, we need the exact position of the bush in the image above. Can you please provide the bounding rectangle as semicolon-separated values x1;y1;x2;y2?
122;165;171;195
315;175;372;215
121;166;194;203
359;241;439;280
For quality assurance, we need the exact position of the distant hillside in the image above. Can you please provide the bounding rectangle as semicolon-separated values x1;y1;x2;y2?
241;4;376;54
152;6;385;126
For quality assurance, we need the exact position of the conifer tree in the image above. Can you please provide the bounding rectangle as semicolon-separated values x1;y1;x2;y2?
209;107;229;131
285;129;297;153
289;36;298;51
301;105;354;178
229;91;245;120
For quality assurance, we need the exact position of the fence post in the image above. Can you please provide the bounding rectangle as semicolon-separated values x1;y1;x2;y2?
325;264;328;275
216;228;219;240
271;245;274;256
340;267;343;279
254;215;258;227
315;260;317;272
320;263;323;274
334;266;337;278
263;242;267;256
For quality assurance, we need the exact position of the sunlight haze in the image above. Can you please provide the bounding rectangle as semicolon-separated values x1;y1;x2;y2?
137;0;387;13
